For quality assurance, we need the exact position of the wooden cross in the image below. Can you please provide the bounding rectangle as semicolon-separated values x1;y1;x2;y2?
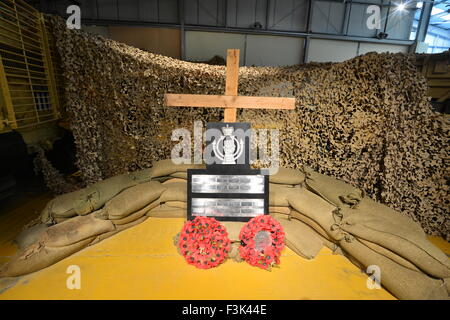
164;49;295;122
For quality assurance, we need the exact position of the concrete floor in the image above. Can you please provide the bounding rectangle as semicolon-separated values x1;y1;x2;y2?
0;194;448;300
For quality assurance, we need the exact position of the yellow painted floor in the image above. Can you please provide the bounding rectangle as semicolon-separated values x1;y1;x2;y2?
0;194;448;300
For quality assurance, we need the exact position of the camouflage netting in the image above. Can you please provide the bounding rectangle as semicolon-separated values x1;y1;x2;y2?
47;16;449;240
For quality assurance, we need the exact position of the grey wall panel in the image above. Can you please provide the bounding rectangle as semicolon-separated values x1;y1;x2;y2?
52;0;73;18
138;0;159;22
311;1;346;34
184;0;226;26
185;31;303;67
184;0;199;24
245;34;304;66
267;0;308;32
347;3;378;38
307;39;358;62
96;0;118;20
198;0;220;26
118;0;139;20
227;0;268;29
185;31;246;63
80;0;98;19
158;0;179;23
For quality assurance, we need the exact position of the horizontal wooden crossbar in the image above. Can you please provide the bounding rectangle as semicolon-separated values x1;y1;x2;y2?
165;94;295;110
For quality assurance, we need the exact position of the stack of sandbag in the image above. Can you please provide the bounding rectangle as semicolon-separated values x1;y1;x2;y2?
1;160;449;300
39;167;154;224
284;167;450;300
146;159;204;218
1;177;167;278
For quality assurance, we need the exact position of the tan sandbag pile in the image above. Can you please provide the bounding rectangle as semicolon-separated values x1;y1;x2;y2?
100;181;166;220
39;168;154;224
1;160;449;299
286;171;450;299
14;224;48;250
46;15;448;240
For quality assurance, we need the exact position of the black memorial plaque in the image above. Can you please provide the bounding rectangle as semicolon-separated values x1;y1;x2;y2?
187;122;269;222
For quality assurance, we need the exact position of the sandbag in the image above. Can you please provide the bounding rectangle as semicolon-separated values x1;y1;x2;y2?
269;206;291;215
162;178;187;185
73;173;143;216
91;215;150;245
269;167;305;185
273;214;324;259
110;200;160;225
347;197;426;237
164;201;187;209
170;172;187;179
228;242;243;262
0;237;94;277
358;238;421;272
445;278;450;295
150;176;173;183
159;181;187;203
340;204;450;279
41;214;115;247
129;167;153;183
287;187;342;240
340;238;448;300
147;205;186;218
40;172;145;223
54;217;71;223
303;166;364;207
103;181;166;219
269;184;295;207
221;221;246;242
14;224;48;249
40;191;82;220
286;214;337;254
289;210;333;241
150;159;205;179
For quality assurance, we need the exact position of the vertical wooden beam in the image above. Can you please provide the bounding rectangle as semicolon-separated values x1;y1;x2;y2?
224;49;239;122
0;55;16;130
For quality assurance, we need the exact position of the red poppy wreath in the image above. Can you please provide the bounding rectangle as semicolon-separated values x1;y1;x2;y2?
239;215;285;270
178;216;231;269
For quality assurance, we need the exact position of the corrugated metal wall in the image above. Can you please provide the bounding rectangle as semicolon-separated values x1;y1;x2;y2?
29;0;416;66
38;0;416;41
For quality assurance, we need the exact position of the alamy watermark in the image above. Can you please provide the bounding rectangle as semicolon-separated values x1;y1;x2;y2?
66;5;81;30
366;5;381;30
366;265;381;290
66;264;81;290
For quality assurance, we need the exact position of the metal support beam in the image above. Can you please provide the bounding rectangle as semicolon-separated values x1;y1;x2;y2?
416;0;434;43
303;36;310;64
383;0;391;34
178;0;185;60
303;0;313;63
